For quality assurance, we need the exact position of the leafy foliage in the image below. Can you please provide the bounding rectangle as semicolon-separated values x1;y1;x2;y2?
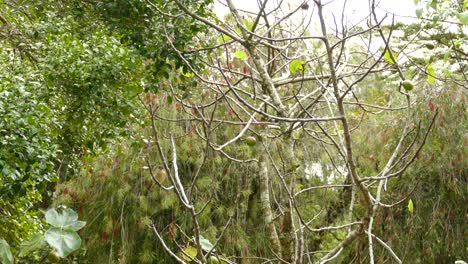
0;50;57;246
0;208;85;262
0;0;211;254
0;239;13;264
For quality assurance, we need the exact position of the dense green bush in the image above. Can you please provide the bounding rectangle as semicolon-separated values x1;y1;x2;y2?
0;51;57;246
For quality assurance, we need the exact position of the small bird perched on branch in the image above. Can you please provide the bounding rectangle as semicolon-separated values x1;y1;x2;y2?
155;165;168;183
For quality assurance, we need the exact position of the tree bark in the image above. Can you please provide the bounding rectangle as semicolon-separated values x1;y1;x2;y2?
258;150;282;255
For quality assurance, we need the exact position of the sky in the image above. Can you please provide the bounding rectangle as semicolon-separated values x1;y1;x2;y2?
214;0;418;27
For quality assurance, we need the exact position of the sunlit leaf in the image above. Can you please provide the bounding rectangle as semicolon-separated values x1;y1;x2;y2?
426;64;435;85
180;246;197;261
234;50;247;60
179;67;195;78
289;59;305;74
464;0;468;9
0;239;13;264
416;8;423;18
217;34;232;44
456;12;468;25
408;199;414;214
383;49;398;64
243;19;254;31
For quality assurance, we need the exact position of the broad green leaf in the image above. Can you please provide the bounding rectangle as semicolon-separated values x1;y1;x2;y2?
428;0;437;10
408;199;414;214
217;34;232;44
426;64;435;85
180;246;197;261
0;239;13;264
45;228;81;258
243;19;254;31
456;12;468;25
415;8;423;18
464;0;468;9
19;233;46;257
199;235;215;252
289;59;305;74
167;95;173;104
234;50;247;60
45;208;76;227
45;208;86;231
383;49;398;64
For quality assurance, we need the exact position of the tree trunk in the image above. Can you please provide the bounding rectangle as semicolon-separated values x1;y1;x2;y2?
278;138;297;262
258;150;282;255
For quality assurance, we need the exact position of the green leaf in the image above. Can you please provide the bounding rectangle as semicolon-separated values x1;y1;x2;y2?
167;95;173;104
217;34;232;44
415;8;423;18
383;49;398;64
45;228;81;258
408;199;414;214
456;12;468;25
243;19;254;31
426;64;435;85
179;67;195;78
234;50;247;60
19;233;46;257
45;208;86;231
180;246;197;261
199;235;215;252
428;0;437;10
289;59;305;74
464;0;468;9
0;239;13;264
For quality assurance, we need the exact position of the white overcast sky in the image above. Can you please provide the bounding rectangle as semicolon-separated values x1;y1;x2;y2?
214;0;418;27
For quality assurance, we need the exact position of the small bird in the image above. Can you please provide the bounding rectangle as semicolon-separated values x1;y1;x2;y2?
301;2;309;10
155;165;168;183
